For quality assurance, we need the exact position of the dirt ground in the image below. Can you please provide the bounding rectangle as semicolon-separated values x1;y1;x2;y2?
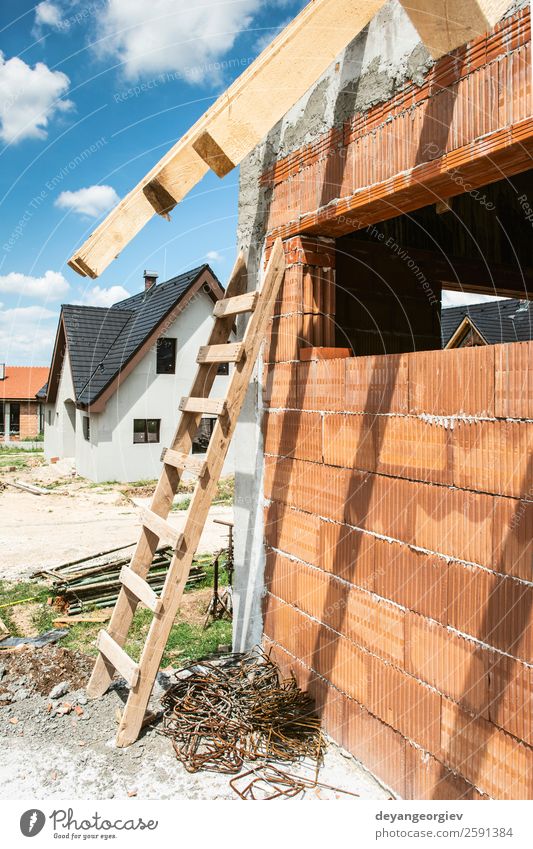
0;457;233;580
0;455;392;801
0;646;391;801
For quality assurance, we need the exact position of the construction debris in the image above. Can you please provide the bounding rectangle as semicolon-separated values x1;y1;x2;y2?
229;765;361;800
0;629;68;651
37;545;207;617
160;648;325;775
3;480;49;496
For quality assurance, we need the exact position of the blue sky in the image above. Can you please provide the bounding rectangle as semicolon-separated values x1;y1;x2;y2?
0;0;305;365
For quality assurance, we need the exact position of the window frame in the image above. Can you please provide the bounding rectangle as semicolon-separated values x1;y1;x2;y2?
133;418;161;444
83;416;90;441
156;337;177;375
9;402;20;436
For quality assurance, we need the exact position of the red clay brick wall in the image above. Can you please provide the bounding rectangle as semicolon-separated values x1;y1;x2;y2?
262;260;533;797
19;402;40;439
261;8;531;245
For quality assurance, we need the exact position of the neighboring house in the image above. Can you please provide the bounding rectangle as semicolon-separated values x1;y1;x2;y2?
0;365;49;442
442;298;533;348
43;266;234;482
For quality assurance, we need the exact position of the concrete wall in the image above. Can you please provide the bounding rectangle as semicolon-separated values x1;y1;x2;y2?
45;291;234;482
44;349;76;461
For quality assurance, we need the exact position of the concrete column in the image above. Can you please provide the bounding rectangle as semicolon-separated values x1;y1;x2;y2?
232;234;336;651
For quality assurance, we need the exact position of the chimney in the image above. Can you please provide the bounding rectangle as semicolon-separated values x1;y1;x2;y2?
0;363;5;380
143;270;158;291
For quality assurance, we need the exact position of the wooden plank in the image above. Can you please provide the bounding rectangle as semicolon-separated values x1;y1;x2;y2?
179;397;227;415
213;291;258;318
142;179;177;218
197;342;244;364
86;253;247;699
160;447;207;477
115;238;285;747
192;131;236;178
140;507;182;549
120;566;162;614
96;630;139;688
398;0;513;58
67;0;386;278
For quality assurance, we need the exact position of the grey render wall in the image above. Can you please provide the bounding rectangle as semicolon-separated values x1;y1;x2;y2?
232;0;528;650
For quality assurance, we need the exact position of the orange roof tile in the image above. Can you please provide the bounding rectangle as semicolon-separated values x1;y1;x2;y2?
0;366;49;401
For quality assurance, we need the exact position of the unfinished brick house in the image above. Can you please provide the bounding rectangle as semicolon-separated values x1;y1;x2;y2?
232;1;533;800
64;0;533;799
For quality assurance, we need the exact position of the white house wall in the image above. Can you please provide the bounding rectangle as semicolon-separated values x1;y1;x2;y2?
72;290;234;483
44;348;76;461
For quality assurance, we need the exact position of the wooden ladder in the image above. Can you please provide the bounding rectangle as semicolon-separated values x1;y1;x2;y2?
86;238;285;747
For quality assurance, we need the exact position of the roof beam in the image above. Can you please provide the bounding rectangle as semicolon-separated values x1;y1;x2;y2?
68;0;386;279
398;1;513;58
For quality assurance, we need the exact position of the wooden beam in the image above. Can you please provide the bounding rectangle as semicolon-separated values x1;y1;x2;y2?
96;631;139;688
398;1;513;58
142;179;178;218
192;131;236;178
197;343;245;363
68;0;386;278
160;448;207;476
179;397;227;415
213;291;258;317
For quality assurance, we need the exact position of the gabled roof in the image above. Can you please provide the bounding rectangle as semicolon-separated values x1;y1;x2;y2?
0;366;49;401
47;264;222;409
442;298;533;347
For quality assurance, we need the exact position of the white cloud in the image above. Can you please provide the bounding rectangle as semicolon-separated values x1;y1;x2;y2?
206;250;223;262
55;185;120;217
0;304;58;362
442;291;510;308
97;0;261;81
79;285;130;307
0;270;69;300
34;1;63;29
0;51;73;144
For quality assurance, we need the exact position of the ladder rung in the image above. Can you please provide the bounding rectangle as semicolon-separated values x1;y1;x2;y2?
179;397;227;415
120;566;162;614
197;343;244;364
160;447;206;476
97;630;139;688
213;291;258;317
140;507;183;549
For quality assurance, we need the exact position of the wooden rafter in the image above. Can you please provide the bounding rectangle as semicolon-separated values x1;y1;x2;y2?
67;0;387;279
398;0;513;58
67;0;513;280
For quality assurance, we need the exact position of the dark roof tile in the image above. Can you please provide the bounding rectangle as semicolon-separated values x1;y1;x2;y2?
441;298;533;346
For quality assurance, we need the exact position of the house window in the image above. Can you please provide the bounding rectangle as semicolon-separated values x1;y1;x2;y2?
216;363;229;376
133;418;161;444
83;416;90;441
47;410;52;426
156;338;176;374
9;402;20;436
0;402;4;436
192;417;215;453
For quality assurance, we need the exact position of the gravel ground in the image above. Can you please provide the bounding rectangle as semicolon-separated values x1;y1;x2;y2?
0;650;391;801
